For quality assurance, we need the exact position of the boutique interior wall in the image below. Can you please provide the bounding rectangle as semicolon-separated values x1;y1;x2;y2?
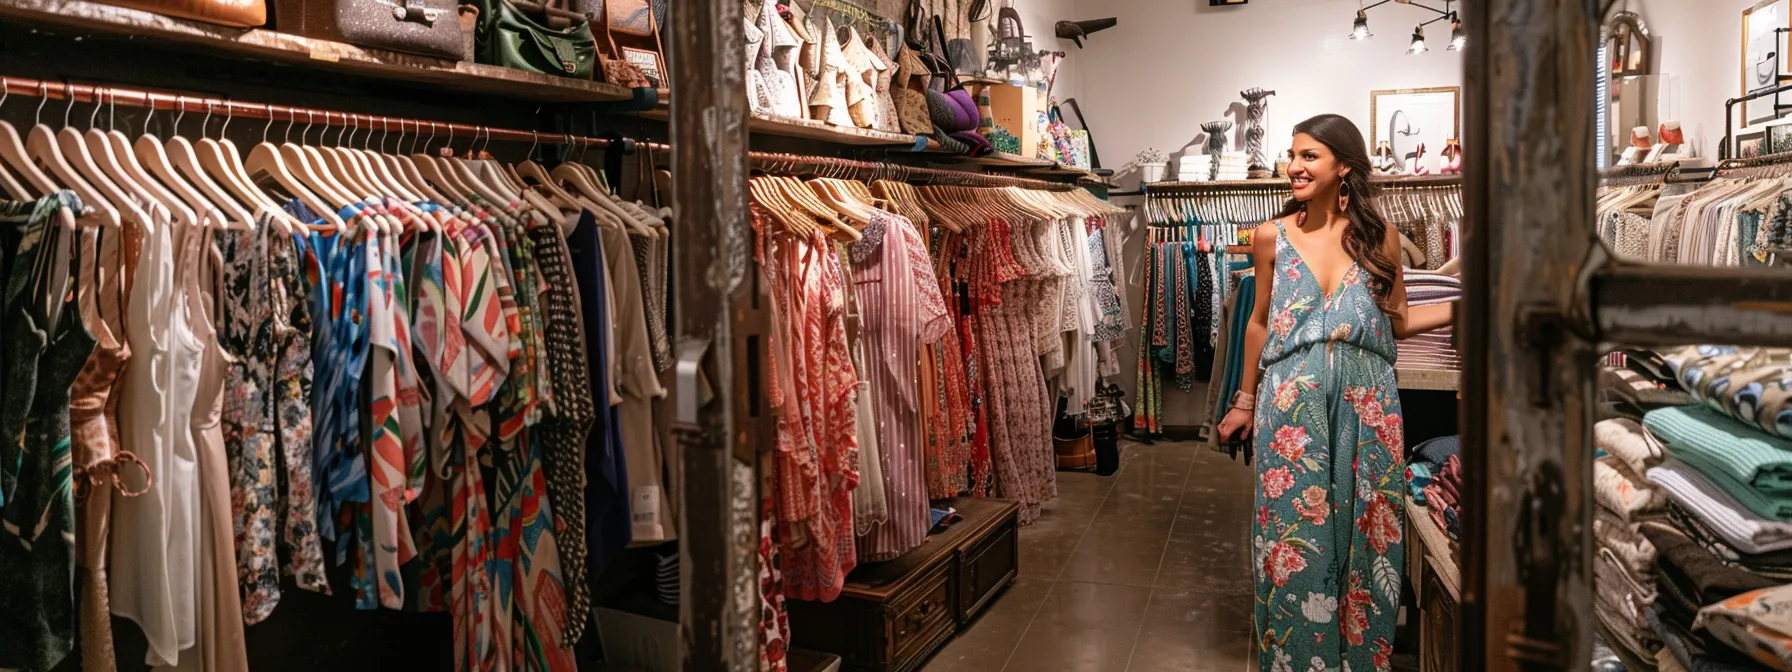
1610;0;1764;161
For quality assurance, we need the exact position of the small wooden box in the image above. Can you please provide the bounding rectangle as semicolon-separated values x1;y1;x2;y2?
788;498;1021;672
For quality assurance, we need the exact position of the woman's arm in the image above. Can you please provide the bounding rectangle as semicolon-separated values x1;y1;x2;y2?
1216;219;1280;442
1382;224;1454;339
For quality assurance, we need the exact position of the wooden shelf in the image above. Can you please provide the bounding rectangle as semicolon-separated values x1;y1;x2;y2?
638;96;925;147
0;0;636;103
1396;367;1461;391
955;151;1056;168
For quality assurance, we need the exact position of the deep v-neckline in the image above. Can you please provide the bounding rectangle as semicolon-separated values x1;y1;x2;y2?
1279;217;1358;302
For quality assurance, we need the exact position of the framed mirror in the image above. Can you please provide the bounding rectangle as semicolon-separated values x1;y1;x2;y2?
1599;10;1663;166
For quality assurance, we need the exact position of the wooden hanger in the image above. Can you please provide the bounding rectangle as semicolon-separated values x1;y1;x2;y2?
25;82;119;227
195;99;299;232
0;78;56;198
164;97;253;229
245;110;346;232
55;87;144;229
749;175;817;239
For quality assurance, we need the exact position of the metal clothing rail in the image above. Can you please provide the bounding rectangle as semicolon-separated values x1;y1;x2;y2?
0;74;653;151
0;74;1086;192
1143;173;1464;195
1723;80;1792;160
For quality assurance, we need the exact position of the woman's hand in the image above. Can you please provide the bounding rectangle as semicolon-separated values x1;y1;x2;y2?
1216;407;1254;444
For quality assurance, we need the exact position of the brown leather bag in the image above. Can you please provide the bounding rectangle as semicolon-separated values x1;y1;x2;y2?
600;0;666;87
106;0;266;28
275;0;473;60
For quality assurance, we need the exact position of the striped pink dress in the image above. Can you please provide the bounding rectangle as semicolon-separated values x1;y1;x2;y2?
851;211;951;562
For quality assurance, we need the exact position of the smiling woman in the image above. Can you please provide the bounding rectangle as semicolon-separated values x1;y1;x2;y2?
1214;114;1454;672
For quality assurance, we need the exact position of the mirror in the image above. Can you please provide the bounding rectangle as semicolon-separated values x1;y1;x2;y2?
1600;10;1667;166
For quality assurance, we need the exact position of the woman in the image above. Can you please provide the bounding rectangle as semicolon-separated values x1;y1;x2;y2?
1215;114;1453;671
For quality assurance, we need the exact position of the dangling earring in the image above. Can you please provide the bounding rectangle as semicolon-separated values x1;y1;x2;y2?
1338;180;1351;212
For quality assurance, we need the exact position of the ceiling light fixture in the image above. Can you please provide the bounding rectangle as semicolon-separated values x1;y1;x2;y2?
1351;9;1373;40
1408;25;1428;54
1352;0;1462;53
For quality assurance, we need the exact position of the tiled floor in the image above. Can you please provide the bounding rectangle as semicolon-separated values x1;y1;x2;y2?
922;440;1259;672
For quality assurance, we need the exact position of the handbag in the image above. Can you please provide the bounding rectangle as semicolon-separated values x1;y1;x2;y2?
476;0;598;77
276;0;470;60
601;0;668;87
110;0;264;27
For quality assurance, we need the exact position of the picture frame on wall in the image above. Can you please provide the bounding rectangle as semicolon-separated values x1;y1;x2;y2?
1767;121;1792;154
1370;87;1460;174
1743;0;1791;124
1740;130;1767;158
1208;0;1247;4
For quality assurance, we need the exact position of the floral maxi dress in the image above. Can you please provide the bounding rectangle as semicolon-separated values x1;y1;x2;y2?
1253;221;1406;672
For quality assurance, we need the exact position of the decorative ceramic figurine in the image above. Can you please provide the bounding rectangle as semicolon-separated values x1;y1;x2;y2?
1372;141;1401;175
1409;143;1431;175
1647;121;1684;162
1201;120;1232;181
1240;87;1276;173
1438;139;1462;174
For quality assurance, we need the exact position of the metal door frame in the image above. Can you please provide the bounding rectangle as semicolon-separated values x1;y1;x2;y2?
1461;1;1792;669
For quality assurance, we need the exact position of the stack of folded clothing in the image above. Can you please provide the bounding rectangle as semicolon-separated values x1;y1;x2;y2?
1398;271;1462;372
1216;151;1249;181
1407;435;1463;546
1663;345;1792;441
1645;405;1792;521
1177;154;1210;182
1601;357;1697;422
1641;517;1780;671
1695;583;1792;669
1593;419;1670;660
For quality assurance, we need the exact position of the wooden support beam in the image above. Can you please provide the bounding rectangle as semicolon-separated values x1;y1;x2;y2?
1459;1;1601;670
667;0;757;668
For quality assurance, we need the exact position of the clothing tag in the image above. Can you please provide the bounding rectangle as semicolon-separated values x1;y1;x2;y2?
632;486;662;525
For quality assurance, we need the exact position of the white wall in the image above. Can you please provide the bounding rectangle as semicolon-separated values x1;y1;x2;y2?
1615;0;1762;161
1068;0;1463;177
1016;0;1082;101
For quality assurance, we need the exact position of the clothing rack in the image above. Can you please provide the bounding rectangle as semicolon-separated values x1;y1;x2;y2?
1598;161;1683;187
0;75;1085;193
1723;80;1792;159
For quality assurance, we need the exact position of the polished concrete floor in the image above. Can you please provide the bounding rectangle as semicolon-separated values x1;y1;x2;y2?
922;440;1260;672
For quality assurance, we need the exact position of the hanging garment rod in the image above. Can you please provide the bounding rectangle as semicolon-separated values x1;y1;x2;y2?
1143;173;1463;195
0;74;1092;192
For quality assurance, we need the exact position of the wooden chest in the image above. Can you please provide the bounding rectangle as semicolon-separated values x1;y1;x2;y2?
787;498;1021;672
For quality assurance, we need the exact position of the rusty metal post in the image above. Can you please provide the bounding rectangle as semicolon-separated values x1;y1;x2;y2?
1459;0;1601;669
667;1;757;669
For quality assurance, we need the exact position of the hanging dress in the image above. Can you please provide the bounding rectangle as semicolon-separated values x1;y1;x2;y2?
70;218;142;672
851;212;951;561
1253;220;1406;672
0;192;92;672
177;225;250;672
112;206;197;669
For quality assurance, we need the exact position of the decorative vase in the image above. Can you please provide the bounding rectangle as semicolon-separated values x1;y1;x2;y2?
1241;87;1276;172
1201;120;1232;181
1139;162;1166;184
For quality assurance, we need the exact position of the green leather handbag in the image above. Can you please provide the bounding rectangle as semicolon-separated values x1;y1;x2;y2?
476;0;598;78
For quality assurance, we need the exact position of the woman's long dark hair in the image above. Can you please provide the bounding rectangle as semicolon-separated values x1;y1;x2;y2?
1277;114;1398;301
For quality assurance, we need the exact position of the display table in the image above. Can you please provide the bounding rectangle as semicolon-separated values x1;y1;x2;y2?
1404;498;1460;672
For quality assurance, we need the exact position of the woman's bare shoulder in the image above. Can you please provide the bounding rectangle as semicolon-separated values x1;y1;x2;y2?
1252;218;1283;256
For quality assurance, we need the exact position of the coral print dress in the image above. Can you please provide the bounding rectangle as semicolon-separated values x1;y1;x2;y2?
1253;219;1406;672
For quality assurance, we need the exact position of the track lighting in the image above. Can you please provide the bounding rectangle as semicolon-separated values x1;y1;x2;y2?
1351;10;1372;40
1408;25;1428;54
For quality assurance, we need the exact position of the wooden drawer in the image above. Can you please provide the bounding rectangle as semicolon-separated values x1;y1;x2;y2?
954;506;1018;624
787;559;953;672
1418;565;1458;672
